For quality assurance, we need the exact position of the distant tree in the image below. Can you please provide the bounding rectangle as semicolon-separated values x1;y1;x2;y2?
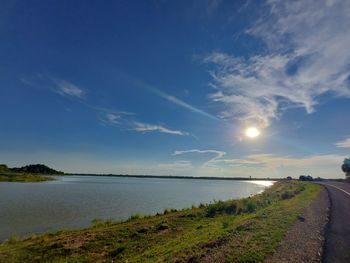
342;157;350;173
299;175;313;181
343;157;350;182
10;164;64;175
0;164;9;173
286;176;292;180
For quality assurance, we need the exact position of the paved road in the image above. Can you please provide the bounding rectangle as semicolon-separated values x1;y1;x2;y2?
320;181;350;263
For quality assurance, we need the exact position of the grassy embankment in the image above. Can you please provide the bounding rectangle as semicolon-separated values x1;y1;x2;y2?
0;181;321;262
0;165;50;182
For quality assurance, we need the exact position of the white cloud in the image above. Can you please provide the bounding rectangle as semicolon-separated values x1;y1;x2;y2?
101;114;190;137
205;0;350;128
336;138;350;148
133;122;190;136
173;149;226;166
20;75;86;99
211;153;345;178
54;79;85;98
171;149;345;178
130;78;219;121
102;113;121;125
21;75;192;138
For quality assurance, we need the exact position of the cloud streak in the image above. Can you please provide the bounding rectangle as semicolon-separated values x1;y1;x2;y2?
204;0;350;128
336;137;350;148
100;113;191;136
130;78;220;121
54;79;85;98
100;113;121;125
173;149;345;178
133;122;189;136
22;75;191;138
173;149;226;166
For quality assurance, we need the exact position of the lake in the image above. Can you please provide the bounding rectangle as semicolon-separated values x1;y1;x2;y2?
0;175;274;241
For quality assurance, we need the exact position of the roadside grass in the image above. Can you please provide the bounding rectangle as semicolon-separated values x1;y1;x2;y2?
0;181;320;262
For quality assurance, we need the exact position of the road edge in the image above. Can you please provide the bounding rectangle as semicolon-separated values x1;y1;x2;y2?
321;185;332;263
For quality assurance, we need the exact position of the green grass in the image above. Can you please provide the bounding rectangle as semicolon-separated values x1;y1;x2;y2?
0;181;321;262
0;173;50;182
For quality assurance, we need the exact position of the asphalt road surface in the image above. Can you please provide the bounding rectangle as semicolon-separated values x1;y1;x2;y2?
320;181;350;263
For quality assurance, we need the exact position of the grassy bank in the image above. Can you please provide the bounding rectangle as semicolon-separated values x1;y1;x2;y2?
0;165;51;182
0;173;51;182
0;181;320;262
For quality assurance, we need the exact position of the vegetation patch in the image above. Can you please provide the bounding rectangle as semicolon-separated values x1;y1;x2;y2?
0;181;320;262
0;164;54;182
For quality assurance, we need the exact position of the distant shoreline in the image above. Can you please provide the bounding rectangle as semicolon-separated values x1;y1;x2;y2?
63;173;280;181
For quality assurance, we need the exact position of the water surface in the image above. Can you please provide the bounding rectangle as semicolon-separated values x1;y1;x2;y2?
0;176;274;240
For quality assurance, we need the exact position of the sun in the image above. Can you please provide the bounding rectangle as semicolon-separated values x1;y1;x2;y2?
245;127;260;139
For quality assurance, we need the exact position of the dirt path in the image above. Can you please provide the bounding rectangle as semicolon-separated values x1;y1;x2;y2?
266;186;329;263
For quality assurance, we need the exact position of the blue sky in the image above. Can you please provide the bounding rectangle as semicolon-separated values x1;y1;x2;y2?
1;0;349;178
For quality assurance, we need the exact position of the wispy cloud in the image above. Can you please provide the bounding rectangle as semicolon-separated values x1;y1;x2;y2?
100;113;190;136
173;149;226;165
171;149;345;178
335;137;350;148
213;153;345;178
130;78;220;121
22;75;190;138
204;0;350;128
20;75;86;99
173;150;345;178
53;79;85;98
133;122;189;136
100;113;121;125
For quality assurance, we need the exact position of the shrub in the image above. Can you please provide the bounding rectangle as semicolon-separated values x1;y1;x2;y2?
8;234;19;244
205;200;227;217
222;221;229;229
92;219;113;228
129;213;142;220
225;202;237;214
281;191;294;200
163;208;177;214
156;222;169;231
199;203;205;208
245;201;257;213
110;244;126;257
206;205;218;217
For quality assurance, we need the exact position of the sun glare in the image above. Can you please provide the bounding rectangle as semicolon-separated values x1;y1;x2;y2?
245;127;260;139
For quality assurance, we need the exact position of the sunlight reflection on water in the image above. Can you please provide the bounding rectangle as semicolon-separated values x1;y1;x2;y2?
247;180;276;187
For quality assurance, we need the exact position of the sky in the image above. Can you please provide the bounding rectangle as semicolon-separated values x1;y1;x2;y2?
0;0;349;178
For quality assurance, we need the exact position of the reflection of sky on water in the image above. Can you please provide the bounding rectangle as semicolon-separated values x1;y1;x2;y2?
0;176;273;240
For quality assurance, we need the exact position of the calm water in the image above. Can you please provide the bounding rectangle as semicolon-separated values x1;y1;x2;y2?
0;176;274;240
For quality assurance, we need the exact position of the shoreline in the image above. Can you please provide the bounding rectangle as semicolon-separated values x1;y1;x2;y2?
0;179;273;241
0;181;321;262
63;173;281;181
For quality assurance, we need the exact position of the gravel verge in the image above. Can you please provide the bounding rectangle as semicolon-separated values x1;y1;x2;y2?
266;186;330;263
